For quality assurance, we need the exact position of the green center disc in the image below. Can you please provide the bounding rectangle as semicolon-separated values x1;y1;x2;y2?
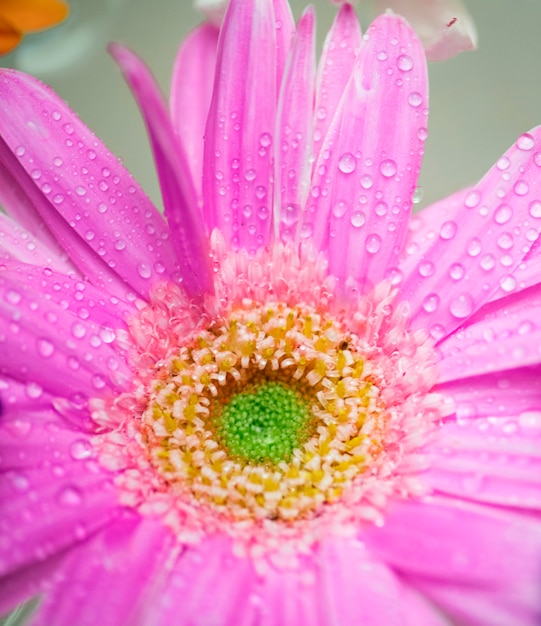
216;381;312;465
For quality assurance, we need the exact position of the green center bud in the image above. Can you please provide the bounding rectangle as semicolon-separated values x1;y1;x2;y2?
216;381;312;465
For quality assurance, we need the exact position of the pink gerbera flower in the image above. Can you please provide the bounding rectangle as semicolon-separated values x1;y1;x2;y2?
1;1;540;625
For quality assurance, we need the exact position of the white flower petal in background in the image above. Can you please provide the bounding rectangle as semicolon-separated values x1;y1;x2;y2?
374;0;477;61
193;0;227;27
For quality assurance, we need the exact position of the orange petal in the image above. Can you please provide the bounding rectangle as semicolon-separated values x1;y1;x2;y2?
0;0;69;33
0;16;22;54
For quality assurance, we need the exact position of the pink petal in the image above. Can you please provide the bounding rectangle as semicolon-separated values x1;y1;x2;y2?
374;0;477;62
31;516;175;626
110;44;213;302
0;264;132;400
399;128;541;341
0;430;120;578
152;536;258;626
170;23;219;205
426;414;541;510
437;285;541;382
276;7;316;243
203;0;282;253
0;213;73;273
363;497;541;625
0;138;66;257
0;70;179;301
312;4;362;163
303;14;428;293
438;365;541;422
314;538;449;626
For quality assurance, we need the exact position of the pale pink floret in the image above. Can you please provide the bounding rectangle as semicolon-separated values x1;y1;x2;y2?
0;0;541;625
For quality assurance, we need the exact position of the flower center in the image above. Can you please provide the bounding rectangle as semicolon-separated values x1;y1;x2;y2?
215;380;313;465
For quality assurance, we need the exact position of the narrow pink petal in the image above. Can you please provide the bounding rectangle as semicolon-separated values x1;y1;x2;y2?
399;128;541;341
272;0;296;93
363;497;541;625
31;516;175;626
0;138;66;257
312;4;361;162
315;538;449;625
152;536;258;626
0;266;132;400
303;14;428;293
426;415;541;510
0;70;179;301
0;549;66;617
437;285;541;382
0;441;120;578
401;187;469;276
0;213;73;273
375;0;478;62
170;23;219;204
110;45;214;301
276;7;316;243
438;365;541;422
203;0;279;253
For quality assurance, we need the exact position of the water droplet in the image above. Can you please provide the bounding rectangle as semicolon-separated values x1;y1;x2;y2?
26;382;43;399
255;185;266;199
137;263;152;279
494;205;512;225
365;234;382;254
513;180;529;196
449;263;465;281
99;327;116;344
37;338;55;358
397;54;413;71
360;174;373;189
517;133;535;151
63;123;75;135
497;232;513;250
332;200;348;218
529;201;541;218
58;485;83;506
299;222;313;239
412;186;423;204
114;239;126;251
422;293;440;313
92;374;107;390
439;220;457;240
480;254;495;271
466;238;482;257
259;132;272;147
408;92;423;108
449;293;474;319
70;439;93;460
338;153;356;174
282;203;300;225
374;201;388;217
351;211;366;228
51;110;61;121
245;169;256;181
499;275;517;292
464;190;481;208
379;159;397;178
5;289;21;305
377;51;388;61
15;146;25;157
418;261;434;277
417;127;428;141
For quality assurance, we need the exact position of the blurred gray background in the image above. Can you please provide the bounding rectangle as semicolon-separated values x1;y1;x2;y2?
4;0;541;212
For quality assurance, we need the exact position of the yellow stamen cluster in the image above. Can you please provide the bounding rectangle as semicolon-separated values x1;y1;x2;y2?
142;300;385;522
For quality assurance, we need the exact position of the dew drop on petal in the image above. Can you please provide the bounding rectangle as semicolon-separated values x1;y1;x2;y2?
494;205;513;225
422;293;440;313
464;190;481;208
397;54;413;71
26;382;43;399
439;221;457;240
517;133;535;151
137;263;152;279
529;201;541;218
58;485;83;506
408;92;422;107
467;238;482;257
365;234;382;254
350;211;366;228
499;275;517;292
338;153;356;174
418;261;434;277
412;187;423;204
480;254;495;271
379;159;397;178
37;338;55;358
449;263;465;281
449;293;474;319
332;200;348;218
70;439;94;460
